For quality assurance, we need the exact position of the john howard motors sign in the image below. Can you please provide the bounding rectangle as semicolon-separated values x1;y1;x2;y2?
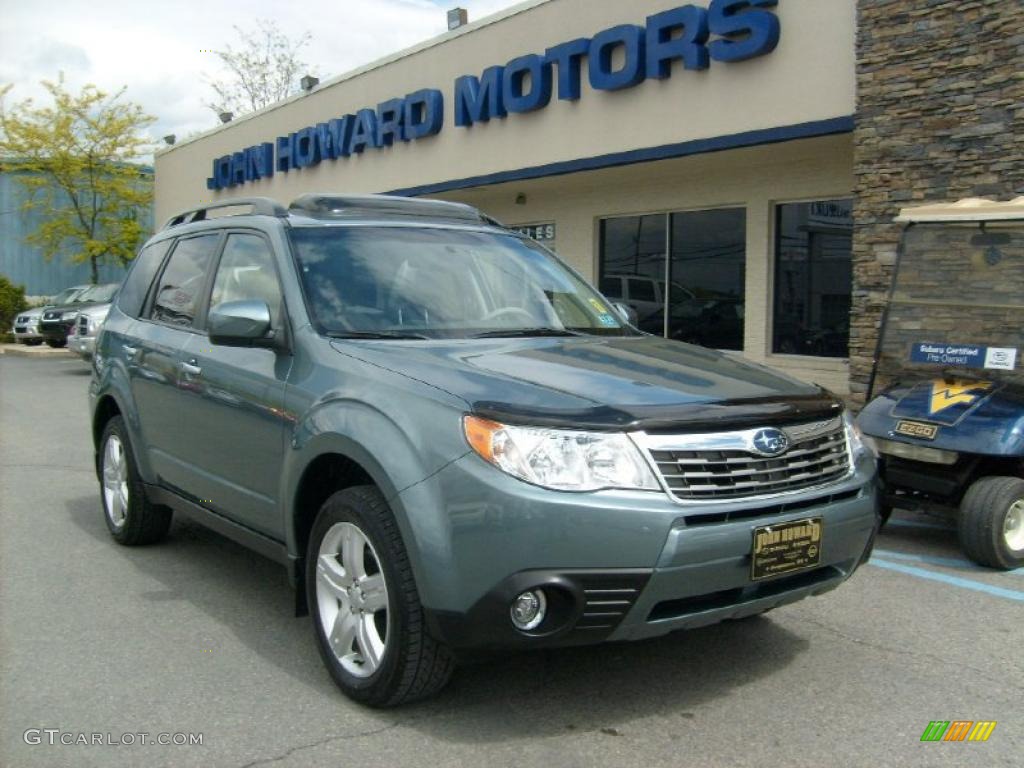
206;1;782;190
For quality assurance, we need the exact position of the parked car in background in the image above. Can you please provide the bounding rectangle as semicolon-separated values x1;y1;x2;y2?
11;284;90;345
68;300;115;361
40;283;119;348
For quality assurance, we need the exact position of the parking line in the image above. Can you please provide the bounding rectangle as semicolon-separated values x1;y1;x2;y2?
886;519;956;532
873;548;1024;577
868;558;1024;602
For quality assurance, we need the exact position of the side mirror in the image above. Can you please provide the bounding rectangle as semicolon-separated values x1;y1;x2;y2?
614;302;639;326
208;300;274;347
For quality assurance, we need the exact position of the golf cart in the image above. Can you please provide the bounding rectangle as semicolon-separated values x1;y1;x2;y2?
858;198;1024;570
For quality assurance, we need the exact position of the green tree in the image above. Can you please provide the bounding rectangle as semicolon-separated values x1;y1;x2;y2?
0;275;28;343
0;77;155;284
206;19;313;117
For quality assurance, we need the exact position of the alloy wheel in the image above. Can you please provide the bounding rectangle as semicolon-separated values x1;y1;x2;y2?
1004;500;1024;553
102;435;129;529
315;522;390;678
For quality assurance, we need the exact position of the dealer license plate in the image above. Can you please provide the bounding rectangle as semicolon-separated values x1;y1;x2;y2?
751;518;823;581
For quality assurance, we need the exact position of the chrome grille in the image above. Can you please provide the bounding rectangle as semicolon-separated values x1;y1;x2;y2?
639;418;851;501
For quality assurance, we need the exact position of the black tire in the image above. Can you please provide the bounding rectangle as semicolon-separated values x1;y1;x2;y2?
306;486;454;707
45;338;65;348
98;416;172;545
958;476;1024;570
25;339;44;346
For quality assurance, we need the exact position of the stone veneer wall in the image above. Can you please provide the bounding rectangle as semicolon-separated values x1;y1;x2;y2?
850;0;1024;402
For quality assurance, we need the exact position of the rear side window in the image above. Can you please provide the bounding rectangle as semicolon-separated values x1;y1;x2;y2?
149;234;219;328
118;240;173;318
209;233;283;327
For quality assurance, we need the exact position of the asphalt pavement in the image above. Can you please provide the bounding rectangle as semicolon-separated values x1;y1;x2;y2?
1;354;1021;768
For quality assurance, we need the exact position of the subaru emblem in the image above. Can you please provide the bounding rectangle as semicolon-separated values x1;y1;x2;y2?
751;428;790;457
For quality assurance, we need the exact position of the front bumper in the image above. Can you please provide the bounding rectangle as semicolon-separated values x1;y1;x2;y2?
68;334;97;359
416;452;879;650
40;320;74;342
13;325;41;342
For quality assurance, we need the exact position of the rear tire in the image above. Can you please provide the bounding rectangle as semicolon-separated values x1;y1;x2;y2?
958;476;1024;570
306;486;454;707
99;416;172;545
45;338;65;348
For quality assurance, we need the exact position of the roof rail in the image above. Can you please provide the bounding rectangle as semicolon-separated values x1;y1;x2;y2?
162;197;288;230
288;193;493;224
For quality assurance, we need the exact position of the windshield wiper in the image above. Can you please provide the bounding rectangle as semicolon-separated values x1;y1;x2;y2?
326;331;430;340
470;327;584;339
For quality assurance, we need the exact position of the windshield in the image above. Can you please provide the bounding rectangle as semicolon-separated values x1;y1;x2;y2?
76;283;120;303
52;287;85;305
289;226;634;339
872;221;1024;394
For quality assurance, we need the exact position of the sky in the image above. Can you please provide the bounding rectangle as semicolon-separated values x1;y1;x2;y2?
0;0;521;147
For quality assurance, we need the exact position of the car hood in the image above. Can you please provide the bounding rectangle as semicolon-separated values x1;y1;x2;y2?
77;302;112;320
332;335;840;431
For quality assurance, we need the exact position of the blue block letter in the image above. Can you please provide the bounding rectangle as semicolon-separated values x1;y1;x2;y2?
544;38;590;101
454;66;507;126
348;109;379;154
294;127;319;168
589;25;647;92
404;89;444;140
708;0;780;63
276;134;295;172
502;54;553;114
377;98;407;146
646;5;710;76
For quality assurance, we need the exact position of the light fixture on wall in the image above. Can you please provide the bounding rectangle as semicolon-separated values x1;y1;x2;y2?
515;193;527;205
218;111;234;124
447;7;468;30
300;75;320;92
163;134;176;146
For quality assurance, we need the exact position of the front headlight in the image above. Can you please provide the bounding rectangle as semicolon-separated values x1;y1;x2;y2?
843;410;876;459
463;415;659;492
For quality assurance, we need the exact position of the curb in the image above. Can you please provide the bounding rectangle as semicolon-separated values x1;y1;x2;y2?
0;343;75;358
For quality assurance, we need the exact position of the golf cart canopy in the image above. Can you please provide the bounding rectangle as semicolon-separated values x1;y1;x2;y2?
895;196;1024;223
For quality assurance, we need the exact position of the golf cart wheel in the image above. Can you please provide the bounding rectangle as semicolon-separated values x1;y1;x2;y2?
958;476;1024;570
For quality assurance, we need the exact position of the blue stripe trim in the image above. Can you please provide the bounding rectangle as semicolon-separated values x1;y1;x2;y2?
873;548;1024;577
886;518;956;532
386;116;856;197
868;558;1024;602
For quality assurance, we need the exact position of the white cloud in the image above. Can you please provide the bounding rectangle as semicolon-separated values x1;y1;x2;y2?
0;0;523;149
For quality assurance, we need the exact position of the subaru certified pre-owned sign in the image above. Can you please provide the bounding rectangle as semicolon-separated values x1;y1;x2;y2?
206;1;781;190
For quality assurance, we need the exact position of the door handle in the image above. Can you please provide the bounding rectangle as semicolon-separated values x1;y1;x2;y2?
122;344;138;359
180;360;202;377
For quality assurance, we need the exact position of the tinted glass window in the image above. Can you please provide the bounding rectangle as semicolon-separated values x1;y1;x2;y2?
669;208;746;350
599;215;666;335
117;239;172;318
599;277;622;298
628;278;657;303
150;234;219;327
773;200;852;358
209;234;282;327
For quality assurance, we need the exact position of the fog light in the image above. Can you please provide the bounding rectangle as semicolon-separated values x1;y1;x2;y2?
510;589;547;631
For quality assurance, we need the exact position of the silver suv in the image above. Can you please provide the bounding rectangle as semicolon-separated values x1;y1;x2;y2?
89;195;879;706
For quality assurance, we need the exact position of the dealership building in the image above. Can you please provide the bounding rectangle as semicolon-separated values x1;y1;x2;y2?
154;0;1023;398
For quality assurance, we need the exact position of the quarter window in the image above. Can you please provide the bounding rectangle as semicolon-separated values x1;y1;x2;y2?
149;234;219;327
773;200;853;358
209;233;283;327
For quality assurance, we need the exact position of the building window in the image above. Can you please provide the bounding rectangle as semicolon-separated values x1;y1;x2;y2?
669;208;746;350
599;208;747;349
773;199;853;358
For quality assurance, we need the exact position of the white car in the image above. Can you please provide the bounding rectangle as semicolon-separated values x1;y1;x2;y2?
68;302;113;361
11;285;90;345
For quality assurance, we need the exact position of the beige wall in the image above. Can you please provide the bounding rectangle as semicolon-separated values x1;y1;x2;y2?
152;0;856;393
437;134;854;393
154;0;856;222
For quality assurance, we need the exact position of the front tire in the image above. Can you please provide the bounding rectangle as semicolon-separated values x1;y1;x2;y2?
958;476;1024;570
99;416;172;545
306;486;454;707
45;338;65;348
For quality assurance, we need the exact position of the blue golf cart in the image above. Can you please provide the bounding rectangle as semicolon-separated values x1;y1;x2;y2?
858;198;1024;570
